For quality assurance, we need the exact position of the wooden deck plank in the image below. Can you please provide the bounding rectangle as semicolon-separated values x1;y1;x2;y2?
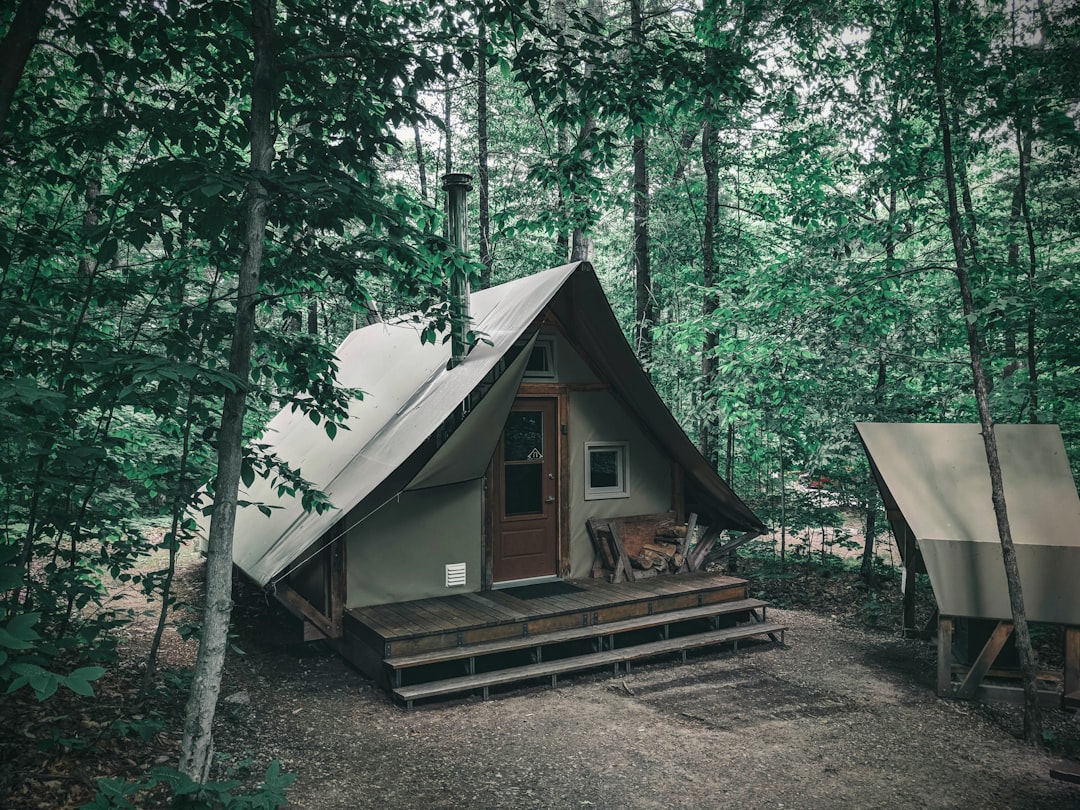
358;601;433;637
346;604;399;638
349;573;751;645
482;590;536;614
388;599;459;634
422;595;499;628
461;592;530;622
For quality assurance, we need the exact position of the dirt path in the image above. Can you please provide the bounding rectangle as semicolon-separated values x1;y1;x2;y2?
216;606;1080;810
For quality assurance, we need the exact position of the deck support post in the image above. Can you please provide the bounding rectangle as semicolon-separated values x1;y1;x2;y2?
937;616;955;697
1065;626;1080;706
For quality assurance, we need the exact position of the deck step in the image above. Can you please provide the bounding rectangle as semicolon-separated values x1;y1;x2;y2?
1050;759;1080;785
1065;690;1080;710
385;597;770;671
392;620;786;707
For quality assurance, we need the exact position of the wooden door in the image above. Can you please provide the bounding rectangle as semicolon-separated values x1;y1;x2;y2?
492;398;559;582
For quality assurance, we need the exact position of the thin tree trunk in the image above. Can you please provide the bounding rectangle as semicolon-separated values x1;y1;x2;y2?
779;434;786;564
569;0;601;262
178;0;276;781
931;0;1042;744
0;0;51;138
699;117;719;469
861;355;886;584
144;270;221;694
553;0;569;258
477;13;492;289
443;60;452;178
413;124;428;201
629;0;652;368
631;133;651;362
1013;124;1039;421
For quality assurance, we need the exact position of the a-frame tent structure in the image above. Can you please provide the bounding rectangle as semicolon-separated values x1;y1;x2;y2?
857;422;1080;707
203;262;774;697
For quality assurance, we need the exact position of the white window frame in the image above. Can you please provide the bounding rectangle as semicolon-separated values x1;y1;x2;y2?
584;441;629;500
523;336;557;380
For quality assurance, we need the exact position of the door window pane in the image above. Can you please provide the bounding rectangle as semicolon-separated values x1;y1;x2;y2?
505;464;543;515
504;411;543;462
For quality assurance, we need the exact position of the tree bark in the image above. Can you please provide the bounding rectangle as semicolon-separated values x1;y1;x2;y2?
569;0;601;263
860;356;886;584
931;0;1042;744
1013;124;1039;421
0;0;51;139
443;58;452;178
629;0;652;368
699;116;719;469
178;0;276;781
413;123;428;201
477;13;492;289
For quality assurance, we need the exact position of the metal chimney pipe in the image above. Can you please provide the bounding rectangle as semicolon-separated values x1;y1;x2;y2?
443;172;473;368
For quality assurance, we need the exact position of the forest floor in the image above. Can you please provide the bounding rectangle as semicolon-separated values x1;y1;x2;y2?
3;545;1080;809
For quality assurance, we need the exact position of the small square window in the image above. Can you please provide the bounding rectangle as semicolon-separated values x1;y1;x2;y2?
523;337;556;379
585;442;629;500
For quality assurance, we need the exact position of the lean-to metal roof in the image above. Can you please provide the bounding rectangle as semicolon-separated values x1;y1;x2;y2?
856;422;1080;624
220;262;763;587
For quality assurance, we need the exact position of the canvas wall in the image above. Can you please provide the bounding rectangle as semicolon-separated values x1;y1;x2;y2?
568;391;673;578
344;479;482;608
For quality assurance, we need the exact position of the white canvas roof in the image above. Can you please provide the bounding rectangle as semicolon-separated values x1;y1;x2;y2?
856;422;1080;623
214;262;764;587
222;265;577;585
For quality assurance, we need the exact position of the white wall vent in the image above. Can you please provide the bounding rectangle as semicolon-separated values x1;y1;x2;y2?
445;563;467;588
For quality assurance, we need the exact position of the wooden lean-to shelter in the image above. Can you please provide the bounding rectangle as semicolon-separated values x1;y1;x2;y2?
206;257;783;706
856;422;1080;708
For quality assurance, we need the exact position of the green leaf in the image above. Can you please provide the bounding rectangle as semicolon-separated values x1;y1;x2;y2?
0;566;22;591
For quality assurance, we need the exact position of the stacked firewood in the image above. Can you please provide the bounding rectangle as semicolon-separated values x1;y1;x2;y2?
631;524;687;573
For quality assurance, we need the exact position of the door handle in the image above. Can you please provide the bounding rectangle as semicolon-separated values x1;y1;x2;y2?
546;496;556;503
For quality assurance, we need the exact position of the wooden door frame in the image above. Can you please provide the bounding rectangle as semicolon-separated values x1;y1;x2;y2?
483;386;571;589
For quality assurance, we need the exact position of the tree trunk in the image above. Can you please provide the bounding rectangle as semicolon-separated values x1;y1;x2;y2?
443;59;452;177
477;13;492;289
629;0;652;369
860;356;886;584
931;0;1042;744
413;123;428;201
569;0;601;263
178;0;276;781
1013;123;1039;421
699;116;719;470
0;0;52;139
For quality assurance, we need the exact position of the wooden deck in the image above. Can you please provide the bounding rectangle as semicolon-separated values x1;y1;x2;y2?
337;571;786;707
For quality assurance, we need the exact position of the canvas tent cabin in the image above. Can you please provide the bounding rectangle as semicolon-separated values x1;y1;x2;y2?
211;261;782;703
856;422;1080;708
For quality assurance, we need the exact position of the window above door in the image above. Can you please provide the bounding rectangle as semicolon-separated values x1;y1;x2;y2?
523;336;557;380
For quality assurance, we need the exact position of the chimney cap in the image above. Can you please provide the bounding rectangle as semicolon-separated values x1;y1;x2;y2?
442;172;473;191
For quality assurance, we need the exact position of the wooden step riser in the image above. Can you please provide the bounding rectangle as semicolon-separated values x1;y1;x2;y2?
379;583;749;658
394;619;751;688
393;621;787;707
386;599;769;671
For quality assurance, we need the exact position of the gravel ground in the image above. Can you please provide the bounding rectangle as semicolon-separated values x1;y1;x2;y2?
213;604;1080;810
